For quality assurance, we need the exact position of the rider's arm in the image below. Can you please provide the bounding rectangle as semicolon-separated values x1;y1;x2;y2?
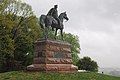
50;8;54;16
47;8;54;16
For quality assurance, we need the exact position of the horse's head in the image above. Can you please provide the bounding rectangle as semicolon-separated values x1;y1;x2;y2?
63;12;69;21
59;12;69;22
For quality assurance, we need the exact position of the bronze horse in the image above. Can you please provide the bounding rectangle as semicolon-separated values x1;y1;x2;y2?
39;12;69;40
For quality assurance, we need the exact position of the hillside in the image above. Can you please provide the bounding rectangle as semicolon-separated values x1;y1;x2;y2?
0;71;120;80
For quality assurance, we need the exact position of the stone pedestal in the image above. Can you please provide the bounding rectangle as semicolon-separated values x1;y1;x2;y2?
27;39;78;72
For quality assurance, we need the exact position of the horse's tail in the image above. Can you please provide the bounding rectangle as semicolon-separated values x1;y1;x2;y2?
39;15;46;29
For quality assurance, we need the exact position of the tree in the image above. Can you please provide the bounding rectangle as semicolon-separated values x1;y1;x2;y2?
13;16;41;67
0;0;41;72
0;15;15;72
77;56;98;72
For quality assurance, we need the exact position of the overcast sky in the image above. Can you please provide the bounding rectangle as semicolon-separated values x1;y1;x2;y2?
23;0;120;68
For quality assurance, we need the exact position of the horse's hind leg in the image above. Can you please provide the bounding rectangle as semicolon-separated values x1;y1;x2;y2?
55;28;58;40
61;29;63;40
45;27;48;39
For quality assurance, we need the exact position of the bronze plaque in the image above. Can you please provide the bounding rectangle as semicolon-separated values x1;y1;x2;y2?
54;52;65;58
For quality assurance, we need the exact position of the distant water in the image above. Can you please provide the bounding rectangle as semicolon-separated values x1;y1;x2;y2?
98;68;120;77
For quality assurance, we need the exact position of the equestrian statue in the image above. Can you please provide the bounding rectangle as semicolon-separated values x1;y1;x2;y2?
39;5;69;40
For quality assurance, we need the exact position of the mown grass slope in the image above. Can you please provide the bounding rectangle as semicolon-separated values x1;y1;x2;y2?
0;71;120;80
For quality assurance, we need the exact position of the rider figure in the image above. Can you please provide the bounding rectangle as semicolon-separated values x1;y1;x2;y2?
47;5;61;30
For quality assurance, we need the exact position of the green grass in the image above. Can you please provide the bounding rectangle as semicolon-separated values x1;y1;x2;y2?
0;71;120;80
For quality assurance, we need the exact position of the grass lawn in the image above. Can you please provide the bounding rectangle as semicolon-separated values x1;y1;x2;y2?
0;71;120;80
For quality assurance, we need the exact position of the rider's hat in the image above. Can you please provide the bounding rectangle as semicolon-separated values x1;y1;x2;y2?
54;5;58;8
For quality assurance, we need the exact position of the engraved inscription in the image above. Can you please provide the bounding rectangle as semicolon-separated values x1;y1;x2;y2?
54;52;65;58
